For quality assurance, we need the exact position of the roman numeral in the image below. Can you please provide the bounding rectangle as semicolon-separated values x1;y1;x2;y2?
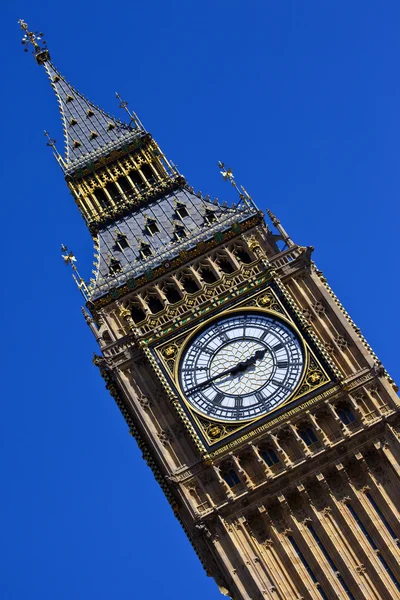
271;379;292;391
277;361;288;369
259;327;271;341
234;396;243;408
194;345;213;354
272;342;283;351
235;396;244;418
214;392;224;405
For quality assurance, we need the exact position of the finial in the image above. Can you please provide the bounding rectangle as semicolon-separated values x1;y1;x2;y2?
61;244;89;299
266;209;294;248
18;19;50;64
218;161;235;183
218;161;258;212
115;92;144;131
44;130;63;164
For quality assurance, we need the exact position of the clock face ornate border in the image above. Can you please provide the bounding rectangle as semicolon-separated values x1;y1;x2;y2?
146;283;337;452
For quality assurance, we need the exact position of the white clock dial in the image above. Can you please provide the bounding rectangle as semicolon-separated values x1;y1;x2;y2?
179;311;305;422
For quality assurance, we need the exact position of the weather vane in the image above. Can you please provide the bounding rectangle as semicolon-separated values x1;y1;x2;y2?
18;19;47;55
61;245;89;300
218;161;258;211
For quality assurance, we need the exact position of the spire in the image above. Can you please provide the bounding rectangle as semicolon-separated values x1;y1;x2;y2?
266;208;294;247
19;19;145;175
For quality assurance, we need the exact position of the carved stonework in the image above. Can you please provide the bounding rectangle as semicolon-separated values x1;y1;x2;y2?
313;301;326;316
335;335;349;351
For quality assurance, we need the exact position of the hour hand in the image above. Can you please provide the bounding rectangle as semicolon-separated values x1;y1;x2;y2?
229;348;267;376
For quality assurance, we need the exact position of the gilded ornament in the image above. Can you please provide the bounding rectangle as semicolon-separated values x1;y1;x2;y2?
307;370;322;385
258;294;273;307
208;425;223;439
119;306;131;320
163;345;177;359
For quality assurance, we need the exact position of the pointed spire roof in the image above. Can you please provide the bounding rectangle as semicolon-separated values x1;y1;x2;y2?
19;19;144;176
43;62;144;174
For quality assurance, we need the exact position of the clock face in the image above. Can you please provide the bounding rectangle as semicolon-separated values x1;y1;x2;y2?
179;311;305;422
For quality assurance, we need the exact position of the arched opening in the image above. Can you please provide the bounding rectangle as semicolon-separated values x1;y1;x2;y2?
164;283;182;305
147;295;164;314
108;257;122;275
335;401;359;431
141;164;156;185
298;425;321;450
130;304;146;324
117;176;132;195
102;331;112;344
199;265;218;284
234;246;252;264
106;182;120;201
221;468;240;488
130;170;145;191
260;447;280;467
94;188;110;209
181;275;200;294
217;256;235;274
277;429;302;462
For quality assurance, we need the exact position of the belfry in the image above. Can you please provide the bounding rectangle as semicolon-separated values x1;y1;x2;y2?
20;20;400;600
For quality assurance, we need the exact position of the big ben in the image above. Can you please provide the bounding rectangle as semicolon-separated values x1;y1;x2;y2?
20;19;400;600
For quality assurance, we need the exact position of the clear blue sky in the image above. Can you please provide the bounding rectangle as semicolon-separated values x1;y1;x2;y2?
2;2;400;599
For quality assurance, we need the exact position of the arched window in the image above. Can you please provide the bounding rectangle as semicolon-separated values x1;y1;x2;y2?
221;469;240;488
102;331;112;344
108;257;122;275
174;222;187;241
115;232;129;251
299;427;318;447
176;202;189;219
260;448;280;467
204;207;217;224
337;406;356;426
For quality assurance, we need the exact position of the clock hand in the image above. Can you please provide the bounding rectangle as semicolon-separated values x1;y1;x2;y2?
229;348;268;376
185;347;269;395
185;364;242;395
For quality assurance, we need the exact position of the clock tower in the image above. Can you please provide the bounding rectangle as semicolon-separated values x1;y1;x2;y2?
21;21;400;600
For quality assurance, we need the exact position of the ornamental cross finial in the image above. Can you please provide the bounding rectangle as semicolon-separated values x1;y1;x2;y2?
61;244;89;299
115;92;144;131
18;19;49;64
44;130;56;149
44;130;63;164
217;161;258;212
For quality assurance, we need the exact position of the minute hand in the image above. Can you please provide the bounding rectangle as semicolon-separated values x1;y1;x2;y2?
185;348;268;396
